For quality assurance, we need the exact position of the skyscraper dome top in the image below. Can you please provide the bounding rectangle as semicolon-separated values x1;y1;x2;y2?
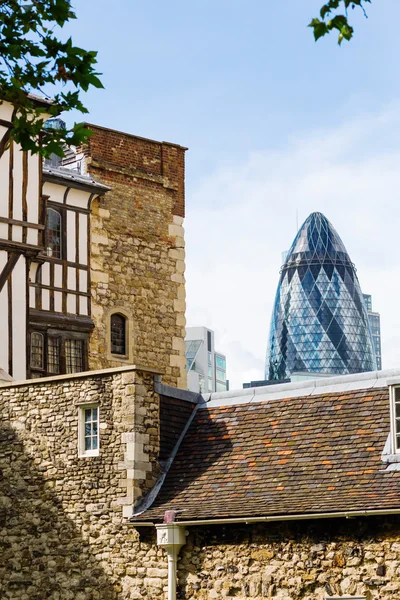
283;211;353;272
266;212;376;381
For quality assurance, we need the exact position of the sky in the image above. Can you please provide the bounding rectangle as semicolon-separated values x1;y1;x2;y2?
68;1;400;389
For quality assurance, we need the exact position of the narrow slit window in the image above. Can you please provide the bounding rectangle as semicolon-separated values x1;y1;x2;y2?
65;339;84;374
46;208;62;259
30;332;44;369
111;314;126;355
47;337;60;374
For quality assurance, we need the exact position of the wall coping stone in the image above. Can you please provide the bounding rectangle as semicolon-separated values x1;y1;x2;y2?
0;364;164;389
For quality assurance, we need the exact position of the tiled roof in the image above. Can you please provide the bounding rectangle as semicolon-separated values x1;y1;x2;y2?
159;394;197;461
135;385;400;523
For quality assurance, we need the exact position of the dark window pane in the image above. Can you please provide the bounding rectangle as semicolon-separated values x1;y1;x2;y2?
46;209;62;259
31;332;44;369
48;337;60;374
65;339;83;374
111;314;126;355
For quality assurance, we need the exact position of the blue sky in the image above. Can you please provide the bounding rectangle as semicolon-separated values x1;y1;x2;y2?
69;1;400;387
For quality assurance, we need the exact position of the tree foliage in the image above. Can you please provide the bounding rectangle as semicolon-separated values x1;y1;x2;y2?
309;1;371;45
0;0;103;157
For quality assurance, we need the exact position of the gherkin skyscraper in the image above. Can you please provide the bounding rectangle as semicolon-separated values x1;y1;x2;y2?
266;212;376;381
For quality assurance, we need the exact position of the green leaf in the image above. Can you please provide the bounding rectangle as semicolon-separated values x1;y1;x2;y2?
309;18;329;41
0;0;103;157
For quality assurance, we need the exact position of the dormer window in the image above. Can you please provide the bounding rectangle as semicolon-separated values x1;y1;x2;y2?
390;386;400;453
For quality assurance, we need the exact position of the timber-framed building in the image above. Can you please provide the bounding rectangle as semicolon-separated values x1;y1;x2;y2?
0;99;187;387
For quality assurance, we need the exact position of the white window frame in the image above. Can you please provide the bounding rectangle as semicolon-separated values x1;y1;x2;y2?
327;597;366;600
78;404;100;457
390;385;400;454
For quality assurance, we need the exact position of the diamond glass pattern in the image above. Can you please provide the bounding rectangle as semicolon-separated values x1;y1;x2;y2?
266;212;377;380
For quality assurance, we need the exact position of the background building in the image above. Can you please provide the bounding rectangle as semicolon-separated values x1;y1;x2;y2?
185;326;228;393
266;212;377;381
363;293;382;370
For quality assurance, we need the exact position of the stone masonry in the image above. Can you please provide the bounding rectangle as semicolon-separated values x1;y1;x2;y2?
0;366;161;599
82;126;187;389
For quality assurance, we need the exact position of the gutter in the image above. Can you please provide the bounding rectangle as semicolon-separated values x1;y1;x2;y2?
131;507;400;527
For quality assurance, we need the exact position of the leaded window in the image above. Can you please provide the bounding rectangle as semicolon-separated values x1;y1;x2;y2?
65;339;84;374
48;337;60;374
30;333;44;370
46;208;62;259
111;313;126;355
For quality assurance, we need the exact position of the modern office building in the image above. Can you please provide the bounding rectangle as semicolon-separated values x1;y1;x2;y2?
185;326;228;393
363;294;382;370
266;212;377;381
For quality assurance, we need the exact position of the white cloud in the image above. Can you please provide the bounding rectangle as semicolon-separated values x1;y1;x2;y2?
185;105;400;390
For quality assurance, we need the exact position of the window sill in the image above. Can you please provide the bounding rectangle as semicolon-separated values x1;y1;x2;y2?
78;451;100;459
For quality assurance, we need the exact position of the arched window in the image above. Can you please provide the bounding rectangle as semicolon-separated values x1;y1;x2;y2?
111;313;126;355
46;208;62;258
30;332;44;369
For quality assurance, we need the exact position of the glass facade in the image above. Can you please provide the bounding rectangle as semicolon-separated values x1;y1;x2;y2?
185;339;202;372
363;294;382;370
266;212;377;380
215;353;227;392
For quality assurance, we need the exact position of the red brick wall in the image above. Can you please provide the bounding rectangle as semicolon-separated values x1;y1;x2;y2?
85;124;187;388
84;124;186;217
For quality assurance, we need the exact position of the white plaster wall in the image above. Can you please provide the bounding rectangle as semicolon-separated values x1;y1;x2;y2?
54;291;62;312
29;286;35;309
78;269;87;293
79;296;88;316
54;264;62;288
67;267;76;291
67;211;75;262
0;102;15;122
43;182;64;204
67;293;76;314
26;154;39;225
42;289;50;311
0;251;9;374
79;213;88;265
12;255;26;380
12;149;23;223
67;188;90;209
41;262;50;287
0;145;9;240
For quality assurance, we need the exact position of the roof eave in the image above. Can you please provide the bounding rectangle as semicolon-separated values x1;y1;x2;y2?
130;507;400;527
43;167;111;194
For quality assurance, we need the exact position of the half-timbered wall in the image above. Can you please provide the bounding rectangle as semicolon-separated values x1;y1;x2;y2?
0;101;43;380
30;181;92;318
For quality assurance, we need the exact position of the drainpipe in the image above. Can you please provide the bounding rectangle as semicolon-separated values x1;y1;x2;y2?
156;523;186;600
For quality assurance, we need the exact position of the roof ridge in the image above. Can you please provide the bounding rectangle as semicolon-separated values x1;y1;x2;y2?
204;367;400;408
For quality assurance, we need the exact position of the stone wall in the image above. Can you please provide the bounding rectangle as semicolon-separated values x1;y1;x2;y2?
174;519;400;599
137;518;400;600
0;367;160;599
84;126;187;389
